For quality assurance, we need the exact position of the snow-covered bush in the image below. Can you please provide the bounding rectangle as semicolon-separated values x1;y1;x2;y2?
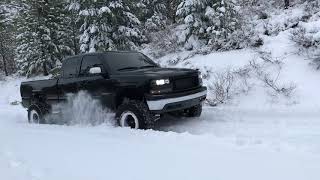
205;51;296;106
290;27;315;48
304;0;320;15
290;6;320;56
264;8;304;36
207;69;234;106
249;52;296;98
205;66;253;106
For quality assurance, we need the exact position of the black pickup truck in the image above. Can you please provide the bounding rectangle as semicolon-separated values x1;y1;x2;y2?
20;51;207;129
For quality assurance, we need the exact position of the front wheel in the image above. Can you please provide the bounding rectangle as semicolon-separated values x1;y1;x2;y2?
116;100;155;129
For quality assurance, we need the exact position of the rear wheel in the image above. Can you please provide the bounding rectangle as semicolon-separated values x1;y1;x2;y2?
116;100;155;129
28;103;48;124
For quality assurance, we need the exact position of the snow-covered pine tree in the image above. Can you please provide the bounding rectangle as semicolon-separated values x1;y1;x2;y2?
205;0;239;49
69;0;146;52
138;0;167;31
16;0;74;77
65;1;81;55
0;2;17;76
176;0;240;50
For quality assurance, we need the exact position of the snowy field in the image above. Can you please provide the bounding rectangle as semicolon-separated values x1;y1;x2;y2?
1;48;320;180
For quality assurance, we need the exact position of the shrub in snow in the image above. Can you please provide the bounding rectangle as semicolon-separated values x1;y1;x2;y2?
290;27;315;48
204;51;296;106
207;69;234;106
290;7;320;56
249;52;296;98
304;0;320;15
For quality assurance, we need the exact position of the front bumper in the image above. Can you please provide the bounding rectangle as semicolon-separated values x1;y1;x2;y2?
146;87;207;113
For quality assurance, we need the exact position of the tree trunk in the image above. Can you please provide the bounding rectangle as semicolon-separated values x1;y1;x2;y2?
43;61;48;76
0;40;8;76
166;0;179;23
284;0;289;9
2;54;8;76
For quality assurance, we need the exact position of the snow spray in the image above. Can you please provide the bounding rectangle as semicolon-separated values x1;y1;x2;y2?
48;91;115;126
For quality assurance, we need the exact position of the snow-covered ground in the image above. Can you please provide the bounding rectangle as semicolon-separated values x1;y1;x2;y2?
1;75;320;180
2;42;320;180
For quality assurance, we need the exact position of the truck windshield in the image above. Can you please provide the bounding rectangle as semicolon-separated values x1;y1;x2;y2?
104;52;158;72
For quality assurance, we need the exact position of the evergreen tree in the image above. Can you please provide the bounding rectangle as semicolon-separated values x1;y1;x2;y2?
16;0;74;76
176;0;240;50
140;0;168;31
69;0;146;53
138;0;182;31
0;2;16;76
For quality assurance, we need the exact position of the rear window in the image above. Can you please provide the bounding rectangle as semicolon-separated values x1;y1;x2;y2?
62;57;81;78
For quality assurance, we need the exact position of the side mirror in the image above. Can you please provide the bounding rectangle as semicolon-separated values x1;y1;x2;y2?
89;67;102;74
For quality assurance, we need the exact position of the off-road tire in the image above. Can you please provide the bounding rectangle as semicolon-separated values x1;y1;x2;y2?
28;103;49;124
186;104;202;117
115;100;155;129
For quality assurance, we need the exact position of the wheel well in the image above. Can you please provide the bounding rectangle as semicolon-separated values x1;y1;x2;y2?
115;92;145;109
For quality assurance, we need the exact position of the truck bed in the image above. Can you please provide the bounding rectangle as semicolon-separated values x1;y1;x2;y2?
20;78;59;108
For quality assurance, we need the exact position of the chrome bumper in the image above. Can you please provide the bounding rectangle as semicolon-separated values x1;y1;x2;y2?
146;90;207;111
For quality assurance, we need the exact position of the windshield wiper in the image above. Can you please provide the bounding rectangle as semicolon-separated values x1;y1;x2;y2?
139;65;157;69
117;67;139;71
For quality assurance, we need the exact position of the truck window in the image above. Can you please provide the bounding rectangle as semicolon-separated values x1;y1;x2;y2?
62;57;80;78
103;52;158;73
80;55;104;75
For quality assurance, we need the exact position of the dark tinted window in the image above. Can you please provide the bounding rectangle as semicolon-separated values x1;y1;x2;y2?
103;52;158;72
80;55;103;75
62;57;80;78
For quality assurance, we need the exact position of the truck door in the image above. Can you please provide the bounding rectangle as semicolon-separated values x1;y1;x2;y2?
77;55;116;110
58;56;82;102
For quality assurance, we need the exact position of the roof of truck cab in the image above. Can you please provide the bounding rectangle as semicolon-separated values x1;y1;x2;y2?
63;51;141;61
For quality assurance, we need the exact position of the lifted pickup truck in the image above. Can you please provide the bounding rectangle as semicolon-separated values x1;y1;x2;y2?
20;51;207;129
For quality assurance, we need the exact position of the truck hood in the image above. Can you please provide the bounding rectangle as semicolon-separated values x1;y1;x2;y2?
116;67;198;78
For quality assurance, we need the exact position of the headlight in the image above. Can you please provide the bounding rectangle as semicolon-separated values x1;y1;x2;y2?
152;79;170;86
150;78;172;94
